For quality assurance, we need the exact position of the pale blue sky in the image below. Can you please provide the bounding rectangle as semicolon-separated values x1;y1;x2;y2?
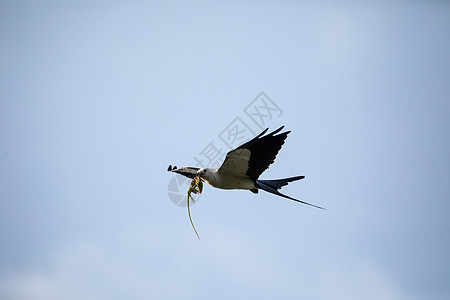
1;1;449;299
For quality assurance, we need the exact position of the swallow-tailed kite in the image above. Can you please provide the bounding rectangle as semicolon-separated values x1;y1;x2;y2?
168;126;324;209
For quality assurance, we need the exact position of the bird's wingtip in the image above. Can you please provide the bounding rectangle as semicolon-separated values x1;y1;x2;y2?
270;126;286;136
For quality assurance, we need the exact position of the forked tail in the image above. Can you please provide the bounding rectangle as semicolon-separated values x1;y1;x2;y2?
255;176;326;210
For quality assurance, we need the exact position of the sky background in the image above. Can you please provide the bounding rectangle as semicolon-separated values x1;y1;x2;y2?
1;1;450;299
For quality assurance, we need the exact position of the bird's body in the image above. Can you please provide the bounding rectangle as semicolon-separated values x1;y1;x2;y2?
168;126;324;209
199;168;256;190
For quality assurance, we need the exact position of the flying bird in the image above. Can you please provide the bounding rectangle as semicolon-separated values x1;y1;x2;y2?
168;126;324;209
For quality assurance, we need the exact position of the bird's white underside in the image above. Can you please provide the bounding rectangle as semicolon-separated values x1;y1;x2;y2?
203;172;256;190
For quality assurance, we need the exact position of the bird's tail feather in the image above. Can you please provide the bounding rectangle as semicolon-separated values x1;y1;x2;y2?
255;178;325;210
257;176;304;190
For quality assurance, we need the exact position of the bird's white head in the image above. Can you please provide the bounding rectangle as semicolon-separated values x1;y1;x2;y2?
197;168;208;179
196;168;220;187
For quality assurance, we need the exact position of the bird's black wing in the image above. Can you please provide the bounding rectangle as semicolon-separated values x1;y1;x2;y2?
219;126;289;181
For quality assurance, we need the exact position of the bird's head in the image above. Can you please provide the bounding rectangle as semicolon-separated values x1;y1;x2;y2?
197;168;208;179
